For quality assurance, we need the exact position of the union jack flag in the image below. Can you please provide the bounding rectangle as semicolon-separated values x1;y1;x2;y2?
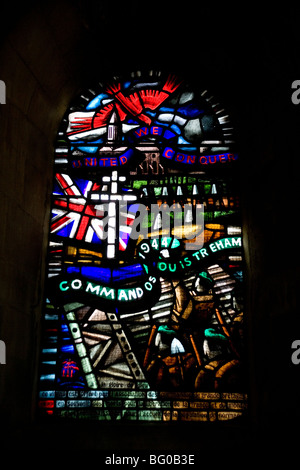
51;173;137;252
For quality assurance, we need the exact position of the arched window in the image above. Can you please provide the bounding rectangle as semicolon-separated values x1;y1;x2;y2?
38;70;247;422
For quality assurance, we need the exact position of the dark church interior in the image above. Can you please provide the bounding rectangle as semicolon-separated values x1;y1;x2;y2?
1;0;300;457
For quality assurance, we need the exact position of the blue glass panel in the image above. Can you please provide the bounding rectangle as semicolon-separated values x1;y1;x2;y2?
177;103;204;118
77;146;99;153
163;129;177;139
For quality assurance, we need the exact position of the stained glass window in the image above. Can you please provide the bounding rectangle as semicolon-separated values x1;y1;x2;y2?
38;70;247;422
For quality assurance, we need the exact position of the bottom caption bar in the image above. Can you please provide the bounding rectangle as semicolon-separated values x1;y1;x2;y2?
103;453;196;467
